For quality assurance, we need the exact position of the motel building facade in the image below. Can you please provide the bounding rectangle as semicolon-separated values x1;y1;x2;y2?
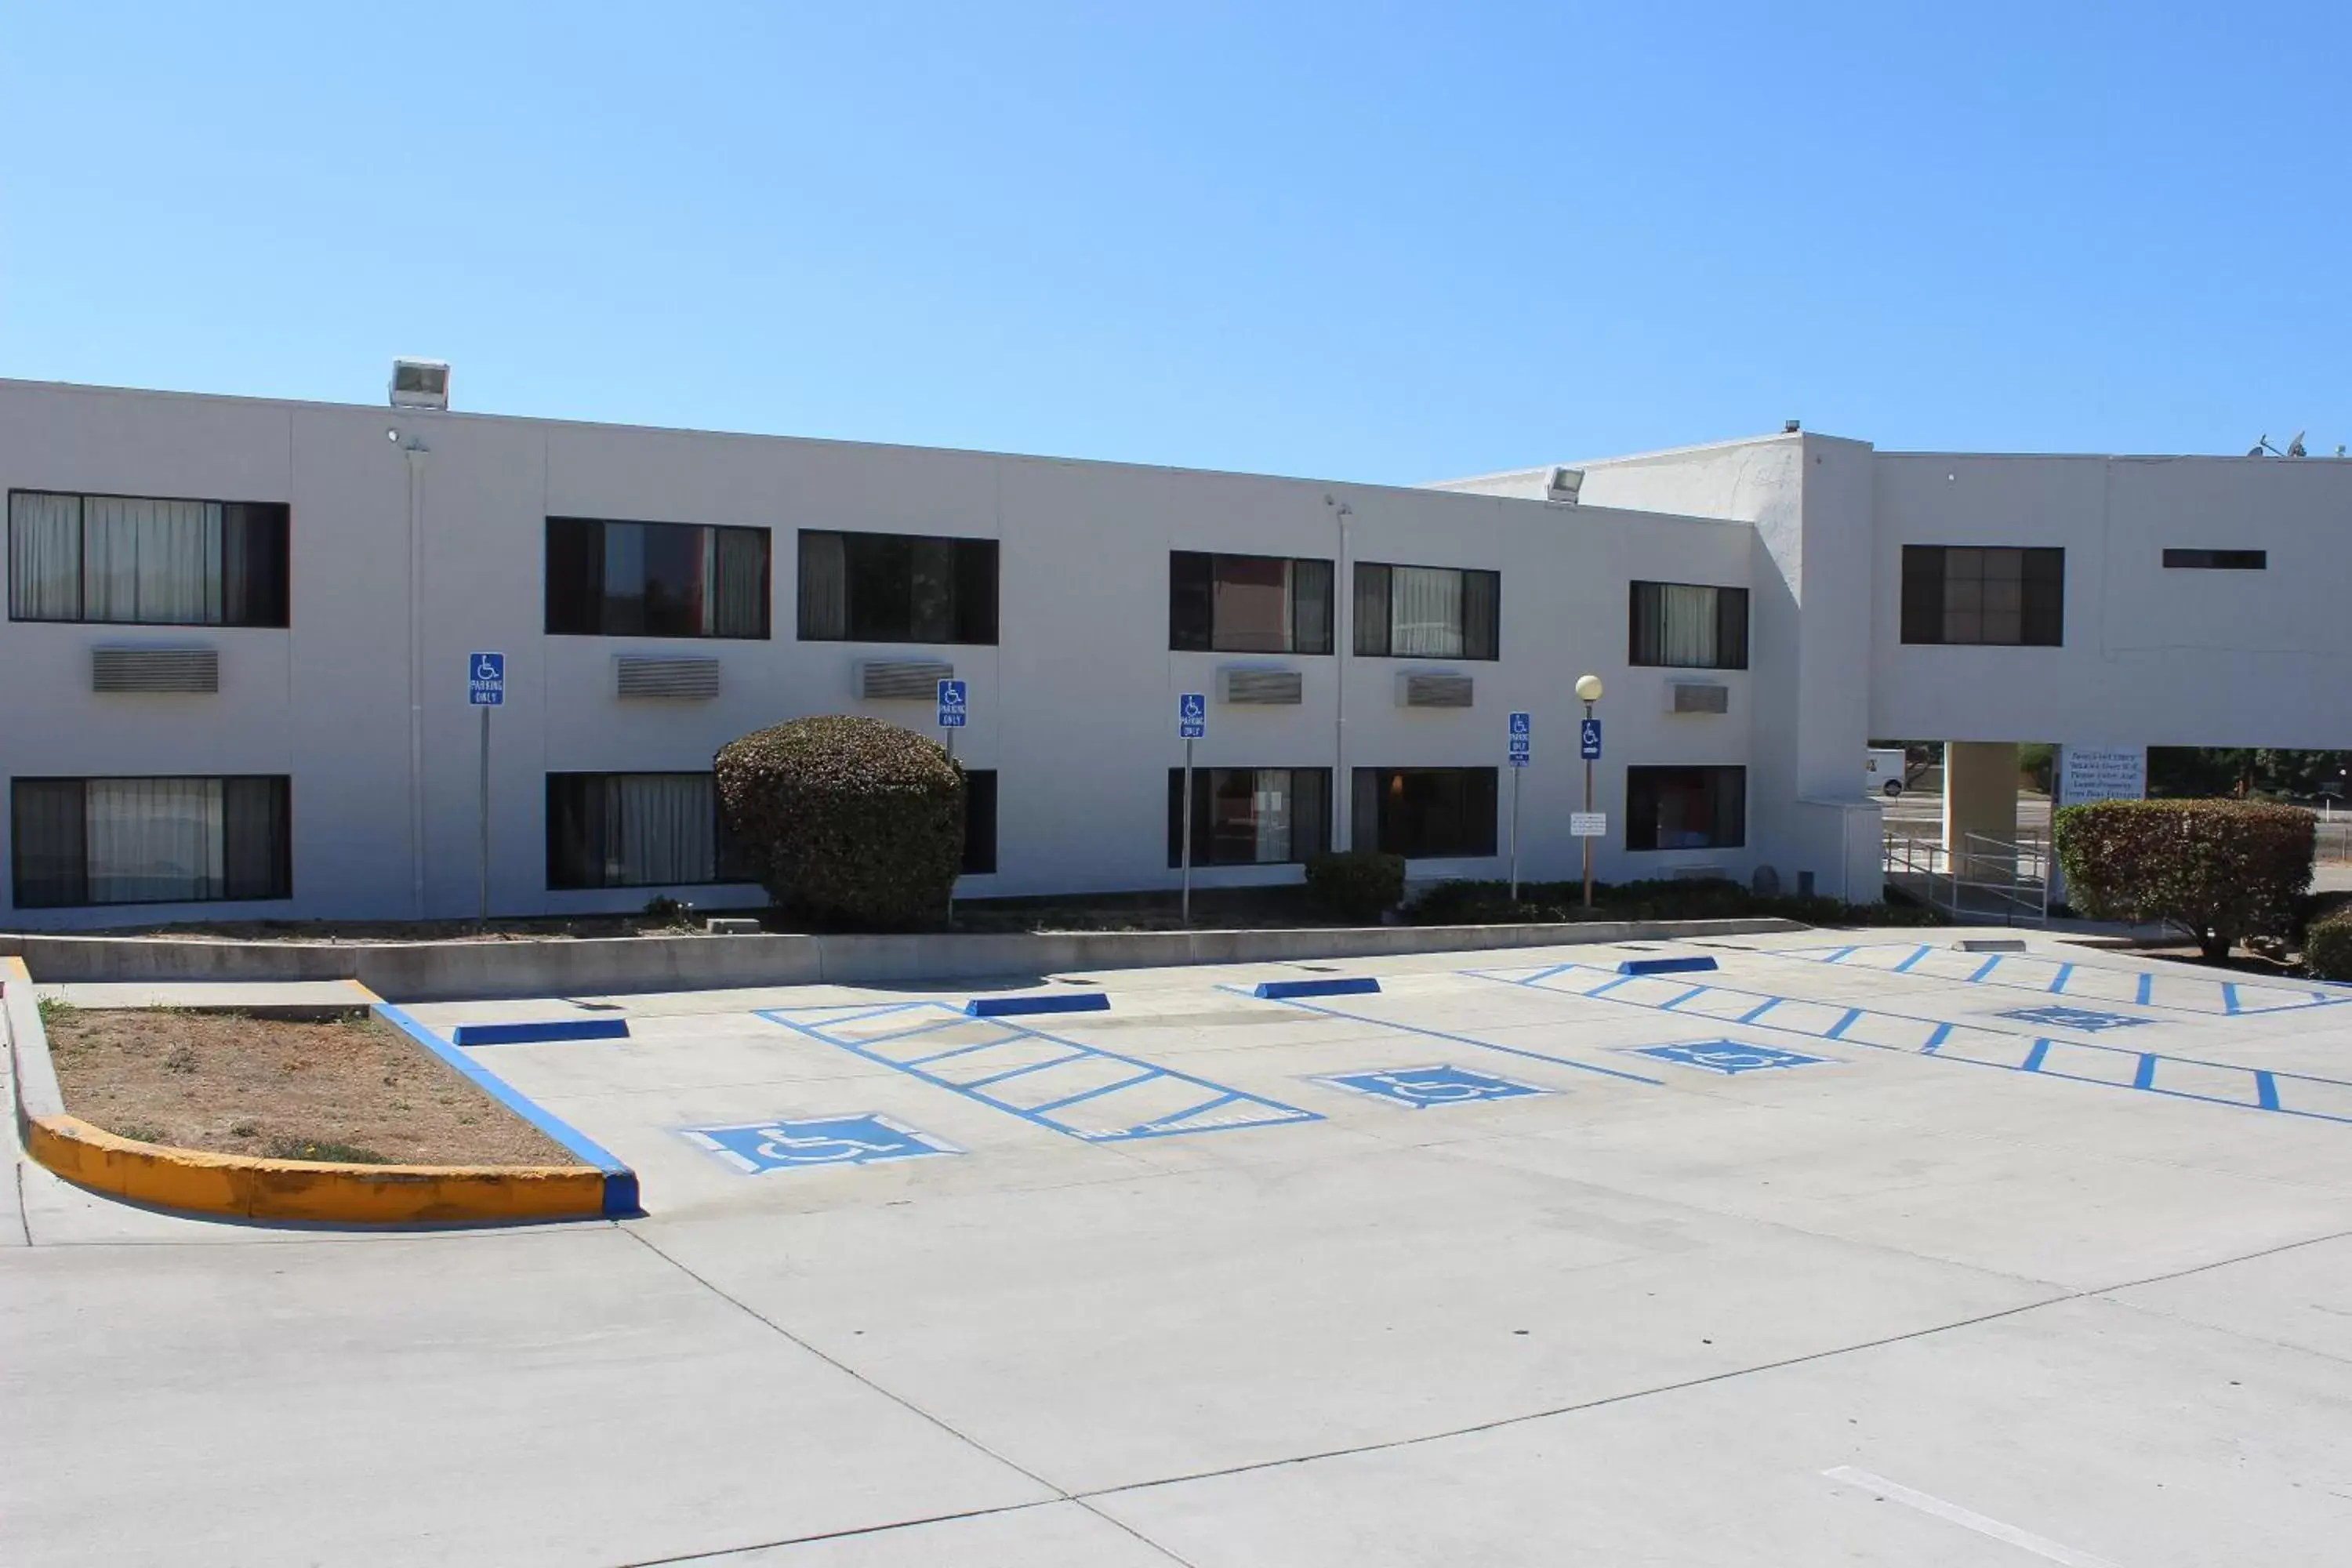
2;369;2346;930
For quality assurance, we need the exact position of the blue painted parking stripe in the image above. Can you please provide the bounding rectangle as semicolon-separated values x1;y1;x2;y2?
1891;946;1931;974
902;1036;1017;1068
2256;1071;2281;1111
2224;982;2244;1016
1229;984;1665;1086
1737;998;1781;1024
1584;975;1637;998
1661;986;1711;1010
2047;962;2074;994
2137;973;2154;1006
1140;1091;1243;1128
847;1016;975;1048
1824;1007;1863;1040
1924;1022;1954;1051
1027;1073;1160;1116
1770;941;2350;1018
2133;1053;2158;1089
959;1053;1091;1090
2020;1040;2050;1073
1969;956;2004;982
1821;946;1859;964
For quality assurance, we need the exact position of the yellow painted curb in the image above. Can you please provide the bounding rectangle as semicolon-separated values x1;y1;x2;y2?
27;1113;608;1224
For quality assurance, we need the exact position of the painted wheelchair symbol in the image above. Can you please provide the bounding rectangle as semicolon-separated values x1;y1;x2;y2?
1632;1041;1826;1076
680;1113;959;1174
1319;1065;1547;1108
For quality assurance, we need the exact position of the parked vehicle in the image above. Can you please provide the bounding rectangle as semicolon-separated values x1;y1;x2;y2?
1866;748;1909;797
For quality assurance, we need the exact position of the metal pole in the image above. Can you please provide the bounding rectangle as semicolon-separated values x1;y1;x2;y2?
477;704;490;931
945;727;957;929
1581;701;1595;910
1181;739;1195;925
1508;764;1521;903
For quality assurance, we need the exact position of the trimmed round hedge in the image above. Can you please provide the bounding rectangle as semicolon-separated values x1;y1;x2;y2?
2054;797;2314;960
714;715;964;929
2307;913;2352;983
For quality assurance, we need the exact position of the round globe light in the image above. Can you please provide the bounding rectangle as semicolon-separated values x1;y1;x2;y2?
1573;673;1604;703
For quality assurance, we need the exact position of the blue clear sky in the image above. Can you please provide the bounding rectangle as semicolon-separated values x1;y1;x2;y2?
5;3;2346;482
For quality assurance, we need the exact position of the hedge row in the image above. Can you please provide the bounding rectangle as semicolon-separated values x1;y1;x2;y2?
2054;798;2314;960
2307;914;2352;983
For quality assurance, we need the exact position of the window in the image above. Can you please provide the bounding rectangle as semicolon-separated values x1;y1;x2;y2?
1900;546;2063;646
546;773;757;890
1350;768;1497;858
1167;768;1331;867
1629;582;1748;670
797;530;997;644
2163;548;2267;570
11;776;289;909
962;769;998;876
1625;766;1745;851
545;517;769;639
1168;553;1334;654
8;490;289;626
1353;563;1500;659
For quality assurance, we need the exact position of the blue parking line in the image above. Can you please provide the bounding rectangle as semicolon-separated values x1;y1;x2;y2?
1820;946;1859;964
1229;985;1665;1086
1661;986;1711;1010
960;1053;1091;1091
1924;1022;1954;1051
2133;1053;2159;1089
2047;962;2075;994
2223;982;2244;1016
1028;1073;1159;1116
2256;1071;2281;1111
1584;975;1638;998
903;1036;1018;1068
2138;973;2155;1006
1824;1007;1863;1040
1891;946;1931;974
2020;1040;2051;1073
849;1016;975;1049
1140;1091;1243;1128
1969;956;2004;982
1737;998;1781;1024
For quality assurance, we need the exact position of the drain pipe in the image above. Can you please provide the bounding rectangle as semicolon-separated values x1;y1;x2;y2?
1327;495;1352;852
404;437;429;919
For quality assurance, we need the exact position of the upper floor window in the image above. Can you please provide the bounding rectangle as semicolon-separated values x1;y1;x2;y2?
1625;765;1745;851
1900;546;2063;646
8;490;289;627
1350;767;1497;858
1629;581;1748;670
546;772;758;890
798;530;997;645
12;775;290;909
2163;548;2267;570
1353;562;1499;660
1168;552;1334;655
1168;766;1331;866
546;517;769;639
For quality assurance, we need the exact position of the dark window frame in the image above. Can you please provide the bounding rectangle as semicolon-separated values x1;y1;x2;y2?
1899;545;2064;647
1166;766;1334;868
2162;548;2267;571
7;488;291;629
796;528;999;646
1167;551;1336;655
1352;561;1501;661
1628;580;1750;670
1350;766;1499;859
544;771;760;891
1624;765;1747;852
9;774;292;909
544;516;772;641
961;768;999;876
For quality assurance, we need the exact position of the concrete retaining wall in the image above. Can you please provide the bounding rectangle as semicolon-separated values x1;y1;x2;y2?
0;918;1806;1001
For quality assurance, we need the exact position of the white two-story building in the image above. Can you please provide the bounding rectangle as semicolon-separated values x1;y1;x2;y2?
2;371;2344;928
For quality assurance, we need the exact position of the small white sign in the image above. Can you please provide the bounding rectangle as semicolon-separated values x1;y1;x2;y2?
2061;747;2145;807
1570;812;1607;837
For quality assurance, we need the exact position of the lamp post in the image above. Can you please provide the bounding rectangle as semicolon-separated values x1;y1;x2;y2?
1576;673;1603;909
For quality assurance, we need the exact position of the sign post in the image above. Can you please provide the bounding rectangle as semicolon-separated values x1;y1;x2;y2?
467;652;506;930
1178;693;1207;924
1576;681;1605;909
1506;711;1532;902
938;679;968;926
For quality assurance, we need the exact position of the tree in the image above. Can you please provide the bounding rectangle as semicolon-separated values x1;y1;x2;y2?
2055;798;2314;960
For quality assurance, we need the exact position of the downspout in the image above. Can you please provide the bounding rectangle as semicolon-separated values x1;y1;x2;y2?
405;439;428;919
1327;496;1352;852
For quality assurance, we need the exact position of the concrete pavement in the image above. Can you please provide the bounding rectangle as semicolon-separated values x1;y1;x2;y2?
8;927;2352;1564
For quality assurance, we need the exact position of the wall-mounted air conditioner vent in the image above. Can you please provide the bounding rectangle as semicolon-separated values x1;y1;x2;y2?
856;658;954;701
389;358;449;411
1219;665;1303;706
1397;671;1474;709
1670;681;1730;715
616;655;720;700
92;647;218;694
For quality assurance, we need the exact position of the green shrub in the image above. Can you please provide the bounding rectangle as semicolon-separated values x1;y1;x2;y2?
2055;798;2315;960
1305;851;1406;921
2307;915;2352;982
713;715;964;930
1399;876;1942;928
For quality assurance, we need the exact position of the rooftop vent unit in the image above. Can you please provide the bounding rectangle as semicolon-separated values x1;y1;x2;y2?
1544;466;1584;505
390;358;449;411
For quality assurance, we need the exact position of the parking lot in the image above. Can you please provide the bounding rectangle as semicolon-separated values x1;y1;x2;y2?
10;927;2352;1566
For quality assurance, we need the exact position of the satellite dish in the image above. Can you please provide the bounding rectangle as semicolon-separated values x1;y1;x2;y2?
2287;431;2307;457
2249;434;2270;456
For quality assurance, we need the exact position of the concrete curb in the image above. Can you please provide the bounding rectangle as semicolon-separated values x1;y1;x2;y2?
1;960;633;1226
0;917;1809;1001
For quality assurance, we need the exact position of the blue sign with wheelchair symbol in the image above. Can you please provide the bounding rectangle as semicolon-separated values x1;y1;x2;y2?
1632;1040;1824;1076
936;678;968;728
468;651;505;706
1319;1065;1547;1108
1178;691;1207;739
1509;711;1531;737
679;1114;959;1174
1580;717;1602;760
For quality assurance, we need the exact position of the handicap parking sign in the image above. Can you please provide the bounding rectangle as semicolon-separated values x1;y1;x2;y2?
467;651;505;706
679;1114;959;1174
1580;717;1602;760
937;677;968;728
1319;1065;1547;1108
1508;711;1531;737
1178;691;1207;739
1632;1041;1825;1076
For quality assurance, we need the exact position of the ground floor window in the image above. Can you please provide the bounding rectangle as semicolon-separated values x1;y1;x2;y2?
962;769;998;875
546;773;757;890
1625;765;1745;851
1350;768;1497;859
1168;768;1331;866
10;775;290;909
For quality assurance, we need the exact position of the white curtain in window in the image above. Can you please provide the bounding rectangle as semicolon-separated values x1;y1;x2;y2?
82;497;221;624
1659;583;1718;666
606;775;714;886
1390;566;1464;657
8;492;82;619
798;532;847;638
708;528;766;637
86;778;224;902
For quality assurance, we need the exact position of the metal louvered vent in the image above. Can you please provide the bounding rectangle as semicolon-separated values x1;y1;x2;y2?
1397;671;1474;709
1670;681;1730;714
1219;665;1303;706
856;658;954;701
615;655;720;700
92;647;218;694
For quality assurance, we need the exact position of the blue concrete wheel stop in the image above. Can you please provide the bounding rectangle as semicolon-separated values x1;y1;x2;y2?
1252;978;1382;1000
452;1018;633;1047
1615;956;1719;977
964;993;1111;1017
